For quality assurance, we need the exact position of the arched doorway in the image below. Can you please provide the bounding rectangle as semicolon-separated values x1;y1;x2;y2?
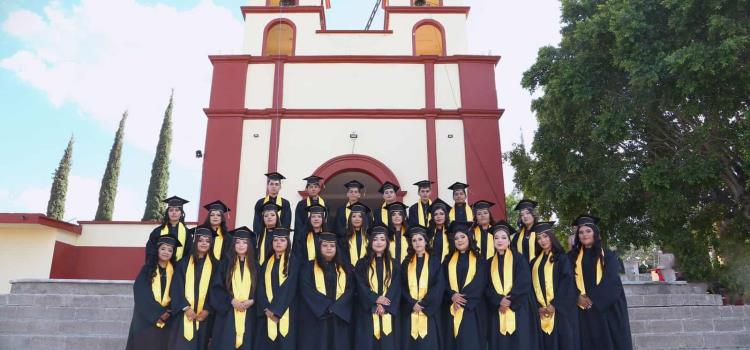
322;171;381;226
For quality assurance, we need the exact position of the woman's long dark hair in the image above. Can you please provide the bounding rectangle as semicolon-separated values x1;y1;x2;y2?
201;209;228;235
306;212;326;233
516;208;539;230
265;236;292;277
473;209;496;228
314;241;349;281
404;231;433;263
346;211;368;238
571;224;606;269
191;234;216;263
148;242;177;283
160;207;186;227
387;210;408;241
539;230;566;262
361;232;394;291
447;230;481;258
225;237;257;298
428;207;450;240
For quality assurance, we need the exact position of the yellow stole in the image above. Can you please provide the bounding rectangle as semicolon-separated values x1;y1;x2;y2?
449;204;474;222
416;200;432;227
516;226;537;262
447;251;477;337
313;261;346;299
433;227;450;262
306;231;317;261
160;223;187;261
264;254;290;340
369;258;392;340
344;202;353;228
213;227;223;261
349;229;367;266
532;253;555;334
151;262;173;328
258;227;273;265
306;196;325;208
263;195;284;220
231;257;252;348
389;227;409;263
491;251;516;335
575;248;603;309
474;226;496;260
380;202;389;225
408;254;430;339
183;256;212;341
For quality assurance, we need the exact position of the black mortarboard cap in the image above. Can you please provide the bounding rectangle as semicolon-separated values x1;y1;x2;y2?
413;180;433;189
472;200;495;211
386;201;408;213
447;182;469;191
573;215;600;227
407;225;429;238
264;172;286;181
157;234;182;247
163;196;189;208
344;180;365;190
429;198;451;213
491;220;516;235
303;175;323;185
349;202;370;213
319;232;338;242
305;204;327;215
203;200;230;213
449;221;471;234
368;224;389;238
231;226;254;240
262;202;282;213
378;181;400;194
514;199;538;211
271;227;292;238
194;227;217;238
532;221;556;234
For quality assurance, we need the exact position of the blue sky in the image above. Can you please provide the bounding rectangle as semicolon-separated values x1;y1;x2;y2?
0;0;561;222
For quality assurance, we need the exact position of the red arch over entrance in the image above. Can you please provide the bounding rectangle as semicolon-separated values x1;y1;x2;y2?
310;154;407;198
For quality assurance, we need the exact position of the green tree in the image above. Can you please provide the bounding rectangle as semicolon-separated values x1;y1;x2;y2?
142;92;174;221
509;0;750;292
46;136;74;220
95;111;127;221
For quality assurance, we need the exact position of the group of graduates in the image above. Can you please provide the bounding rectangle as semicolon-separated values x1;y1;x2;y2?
127;172;633;350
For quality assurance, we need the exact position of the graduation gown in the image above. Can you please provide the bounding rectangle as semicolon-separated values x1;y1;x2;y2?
390;227;409;264
429;226;452;264
400;254;445;350
168;256;216;350
293;230;322;262
485;250;540;350
334;203;373;239
531;252;579;350
189;225;231;262
340;229;368;269
442;251;487;350
408;200;432;228
127;264;175;350
472;225;495;260
254;254;298;350
448;203;473;223
293;196;328;235
255;226;276;266
298;260;355;350
573;248;632;350
146;223;192;263
373;202;397;227
208;258;258;350
252;196;292;234
354;257;402;350
511;225;542;264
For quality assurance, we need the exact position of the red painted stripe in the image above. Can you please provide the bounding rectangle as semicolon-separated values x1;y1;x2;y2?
208;55;500;65
50;241;143;280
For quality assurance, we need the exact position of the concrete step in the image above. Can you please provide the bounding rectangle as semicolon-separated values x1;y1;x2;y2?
0;304;133;322
632;331;750;349
10;279;132;295
3;293;133;308
627;293;724;307
0;334;126;350
630;316;749;334
629;305;749;321
0;319;129;336
624;282;708;296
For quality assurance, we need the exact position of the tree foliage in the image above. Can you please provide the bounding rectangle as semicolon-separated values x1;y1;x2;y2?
46;136;74;221
142;92;174;221
95;111;127;221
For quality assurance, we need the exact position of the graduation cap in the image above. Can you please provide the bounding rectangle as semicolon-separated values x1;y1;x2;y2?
231;226;255;240
449;221;472;234
157;234;182;247
378;181;400;194
303;175;323;186
413;180;433;189
514;199;538;212
491;220;516;235
386;201;408;213
203;200;230;213
344;180;365;190
407;225;429;238
163;196;189;208
264;172;286;181
573;214;600;227
447;182;469;191
472;200;495;211
532;221;556;235
319;232;338;242
349;202;370;214
271;227;292;238
305;204;327;215
194;227;217;238
429;198;451;213
261;202;282;213
368;224;389;238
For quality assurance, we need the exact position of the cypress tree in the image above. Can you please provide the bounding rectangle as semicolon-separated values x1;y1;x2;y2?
95;111;127;221
142;91;174;221
46;136;74;220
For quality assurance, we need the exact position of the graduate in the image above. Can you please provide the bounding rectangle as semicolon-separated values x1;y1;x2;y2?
354;225;402;350
293;203;327;262
298;232;355;350
335;180;371;238
442;221;487;350
531;221;579;350
471;200;497;260
294;175;328;235
447;183;474;223
485;221;540;350
387;201;410;264
408;180;434;228
168;228;217;350
127;234;181;350
427;198;452;263
340;202;371;268
375;181;401;226
146;196;191;263
511;199;542;263
199;200;231;261
255;202;281;266
570;215;632;350
252;172;292;235
255;227;298;350
209;227;258;350
400;226;445;350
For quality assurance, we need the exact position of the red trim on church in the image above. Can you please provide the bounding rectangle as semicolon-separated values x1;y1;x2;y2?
316;30;393;34
311;154;408;198
261;18;297;57
205;108;502;120
50;241;142;280
0;213;81;234
208;55;500;65
412;19;448;56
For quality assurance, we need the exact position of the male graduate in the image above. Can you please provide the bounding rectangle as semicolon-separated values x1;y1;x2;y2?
334;180;372;238
253;172;292;236
374;181;400;226
408;180;434;227
294;175;328;235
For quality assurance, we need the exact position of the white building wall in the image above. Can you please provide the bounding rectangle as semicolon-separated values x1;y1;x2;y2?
236;120;274;228
245;64;276;109
435;119;467;204
434;63;462;109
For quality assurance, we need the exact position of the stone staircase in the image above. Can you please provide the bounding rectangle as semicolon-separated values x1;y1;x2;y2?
0;279;748;349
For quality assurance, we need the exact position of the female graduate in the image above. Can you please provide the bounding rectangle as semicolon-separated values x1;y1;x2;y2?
447;183;473;223
531;221;579;350
255;227;298;350
209;227;258;350
471;200;496;260
511;199;541;263
200;200;231;261
168;228;217;350
298;232;355;350
442;221;487;350
146;196;191;263
127;234;180;350
570;215;632;350
427;198;452;263
387;201;410;264
340;202;370;268
485;221;539;350
354;225;401;350
256;202;281;266
400;226;445;350
293;203;326;262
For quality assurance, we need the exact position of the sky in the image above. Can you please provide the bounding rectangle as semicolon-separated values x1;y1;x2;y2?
0;0;562;222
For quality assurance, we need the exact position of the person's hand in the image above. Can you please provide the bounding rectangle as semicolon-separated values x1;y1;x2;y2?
538;307;548;318
196;310;209;322
243;299;255;309
412;302;424;313
451;293;467;306
452;302;462;312
159;312;171;321
375;304;385;316
376;296;391;306
547;304;556;315
499;305;510;313
500;296;511;308
185;308;197;321
265;309;279;322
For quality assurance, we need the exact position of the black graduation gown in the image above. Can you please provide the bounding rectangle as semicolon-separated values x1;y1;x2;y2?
254;254;298;350
511;225;542;264
408;201;432;228
293;197;328;234
354;257;402;350
190;225;232;262
373;202;397;227
168;256;216;350
429;226;451;264
255;227;275;265
298;260;355;350
208;258;257;350
449;203;471;223
334;204;373;239
293;230;322;263
574;248;632;350
146;223;192;263
127;264;174;350
473;225;494;260
485;250;540;350
532;253;579;350
442;251;487;350
252;196;292;234
400;254;445;350
390;228;409;264
340;229;368;269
